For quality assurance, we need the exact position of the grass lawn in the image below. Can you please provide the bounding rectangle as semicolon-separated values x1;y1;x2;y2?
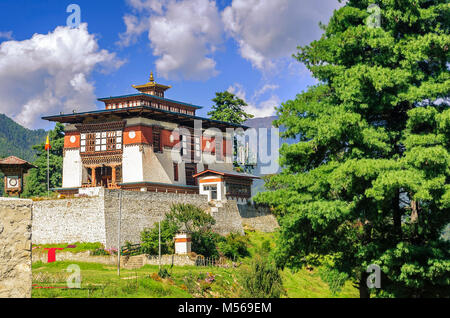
32;230;359;298
32;261;240;298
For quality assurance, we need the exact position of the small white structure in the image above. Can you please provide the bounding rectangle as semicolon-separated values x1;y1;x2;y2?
194;169;258;204
174;233;192;255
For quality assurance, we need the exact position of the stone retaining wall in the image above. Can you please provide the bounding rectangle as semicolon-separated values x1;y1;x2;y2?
32;189;278;249
238;204;279;232
32;251;116;265
0;198;33;298
32;197;106;245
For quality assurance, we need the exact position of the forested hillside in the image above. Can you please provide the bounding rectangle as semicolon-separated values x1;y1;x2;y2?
0;114;47;195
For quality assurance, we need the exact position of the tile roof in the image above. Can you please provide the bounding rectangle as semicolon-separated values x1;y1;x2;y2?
193;168;259;179
0;156;36;169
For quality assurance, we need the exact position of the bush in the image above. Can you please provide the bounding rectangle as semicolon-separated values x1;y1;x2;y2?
217;232;249;260
166;203;216;232
140;220;178;255
239;255;285;298
91;248;109;256
191;231;222;258
158;268;171;279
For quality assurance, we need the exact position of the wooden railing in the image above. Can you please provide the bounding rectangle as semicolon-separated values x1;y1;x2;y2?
121;244;141;256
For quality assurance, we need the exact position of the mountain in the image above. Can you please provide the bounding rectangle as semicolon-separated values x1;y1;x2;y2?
243;116;300;195
0;114;47;195
244;116;278;129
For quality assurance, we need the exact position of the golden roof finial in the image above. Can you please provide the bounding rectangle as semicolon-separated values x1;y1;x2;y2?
149;71;155;83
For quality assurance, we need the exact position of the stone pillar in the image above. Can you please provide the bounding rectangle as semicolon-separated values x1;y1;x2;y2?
174;233;191;255
0;198;33;298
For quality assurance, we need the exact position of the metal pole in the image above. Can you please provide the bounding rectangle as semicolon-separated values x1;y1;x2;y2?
117;189;122;276
158;216;161;271
47;145;50;197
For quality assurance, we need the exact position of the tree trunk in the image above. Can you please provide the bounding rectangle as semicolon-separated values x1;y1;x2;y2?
359;272;370;298
410;199;418;223
392;189;402;239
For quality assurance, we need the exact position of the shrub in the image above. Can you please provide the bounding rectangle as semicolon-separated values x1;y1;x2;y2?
140;220;178;255
158;268;171;279
166;203;216;232
91;248;109;256
140;204;216;256
217;232;250;260
191;231;222;258
239;255;285;298
261;240;271;254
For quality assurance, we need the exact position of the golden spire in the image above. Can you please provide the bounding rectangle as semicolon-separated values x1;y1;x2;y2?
132;70;171;96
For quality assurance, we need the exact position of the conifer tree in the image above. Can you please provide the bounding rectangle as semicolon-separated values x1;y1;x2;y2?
255;0;449;297
23;123;64;197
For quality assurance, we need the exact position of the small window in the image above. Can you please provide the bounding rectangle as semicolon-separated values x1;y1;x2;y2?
153;129;162;153
174;163;179;182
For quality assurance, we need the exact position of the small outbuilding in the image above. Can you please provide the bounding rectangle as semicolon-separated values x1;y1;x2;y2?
193;169;259;204
0;156;36;197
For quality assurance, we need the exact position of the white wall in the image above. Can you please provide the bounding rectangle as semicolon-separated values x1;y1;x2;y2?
199;176;225;201
62;149;83;188
122;145;144;183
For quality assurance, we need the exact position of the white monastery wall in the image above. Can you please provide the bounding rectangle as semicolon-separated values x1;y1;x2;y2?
62;149;82;188
122;145;144;183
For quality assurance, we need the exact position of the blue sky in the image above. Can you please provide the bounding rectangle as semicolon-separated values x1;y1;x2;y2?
0;0;341;130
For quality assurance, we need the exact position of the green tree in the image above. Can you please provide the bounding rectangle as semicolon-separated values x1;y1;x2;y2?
165;203;216;233
23;123;65;197
140;219;179;255
140;204;217;256
208;91;255;172
255;0;449;298
217;232;250;260
208;91;254;125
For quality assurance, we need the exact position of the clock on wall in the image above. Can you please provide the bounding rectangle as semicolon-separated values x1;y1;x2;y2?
7;176;19;188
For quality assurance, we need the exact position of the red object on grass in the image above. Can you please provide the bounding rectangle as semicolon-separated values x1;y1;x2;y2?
44;248;65;263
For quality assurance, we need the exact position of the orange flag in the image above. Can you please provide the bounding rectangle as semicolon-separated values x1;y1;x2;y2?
45;135;51;151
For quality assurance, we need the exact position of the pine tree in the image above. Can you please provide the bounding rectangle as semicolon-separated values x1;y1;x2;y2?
255;0;449;297
208;91;254;125
23;123;65;197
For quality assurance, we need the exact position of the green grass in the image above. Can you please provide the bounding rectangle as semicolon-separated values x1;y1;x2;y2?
243;230;358;298
32;242;105;254
32;261;193;298
282;268;357;298
32;231;359;298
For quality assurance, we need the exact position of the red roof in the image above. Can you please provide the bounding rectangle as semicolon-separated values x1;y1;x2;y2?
0;156;36;169
193;169;259;179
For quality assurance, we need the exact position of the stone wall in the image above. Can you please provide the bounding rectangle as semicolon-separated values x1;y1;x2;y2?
0;198;32;298
32;196;106;245
32;251;196;267
103;189;213;248
32;250;116;265
210;200;245;235
238;204;279;232
32;189;249;249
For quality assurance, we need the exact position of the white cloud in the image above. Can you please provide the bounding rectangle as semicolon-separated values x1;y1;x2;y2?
119;0;223;80
253;84;279;99
227;83;278;118
0;31;13;40
222;0;341;70
0;23;124;129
